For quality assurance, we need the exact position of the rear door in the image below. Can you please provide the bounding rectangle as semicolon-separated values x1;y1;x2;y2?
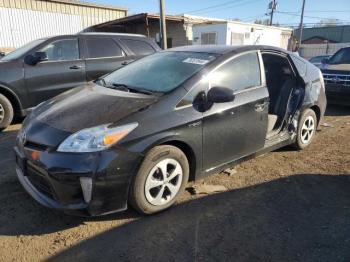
24;37;86;107
202;51;269;171
83;36;130;81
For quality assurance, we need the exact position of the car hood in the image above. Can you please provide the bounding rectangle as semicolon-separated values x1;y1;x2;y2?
320;63;350;71
25;83;159;146
0;59;23;80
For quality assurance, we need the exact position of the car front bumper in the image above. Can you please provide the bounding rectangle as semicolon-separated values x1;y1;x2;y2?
14;143;143;216
325;84;350;106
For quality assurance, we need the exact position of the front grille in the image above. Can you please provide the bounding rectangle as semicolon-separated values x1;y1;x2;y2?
26;162;55;199
323;73;350;87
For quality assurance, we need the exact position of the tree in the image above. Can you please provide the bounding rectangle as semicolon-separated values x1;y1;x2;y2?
254;18;270;25
254;18;280;27
315;19;339;27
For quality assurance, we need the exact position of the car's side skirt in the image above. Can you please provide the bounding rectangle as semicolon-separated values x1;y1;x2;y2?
199;136;294;179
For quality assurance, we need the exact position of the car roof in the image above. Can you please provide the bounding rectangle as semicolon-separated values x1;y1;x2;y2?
78;32;146;38
168;45;289;55
41;32;147;41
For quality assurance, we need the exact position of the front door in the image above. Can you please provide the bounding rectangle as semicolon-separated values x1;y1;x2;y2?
202;52;269;171
24;37;86;107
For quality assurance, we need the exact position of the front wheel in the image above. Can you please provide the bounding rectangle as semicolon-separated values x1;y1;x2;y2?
129;145;189;215
294;108;317;150
0;94;14;132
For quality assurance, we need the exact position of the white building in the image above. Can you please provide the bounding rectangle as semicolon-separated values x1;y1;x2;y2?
192;20;293;50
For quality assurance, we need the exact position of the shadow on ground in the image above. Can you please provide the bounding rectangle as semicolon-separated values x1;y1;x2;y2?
325;104;350;117
0;105;349;261
46;174;350;262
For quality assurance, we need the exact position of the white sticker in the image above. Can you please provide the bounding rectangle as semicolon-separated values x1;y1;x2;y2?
183;58;210;65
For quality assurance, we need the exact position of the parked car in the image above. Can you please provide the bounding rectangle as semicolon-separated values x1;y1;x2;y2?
309;55;331;68
14;45;326;216
320;47;350;105
0;33;160;131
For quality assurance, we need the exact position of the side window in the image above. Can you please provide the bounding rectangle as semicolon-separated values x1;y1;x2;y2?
176;80;209;109
210;52;261;92
121;39;155;56
40;39;79;61
86;38;124;58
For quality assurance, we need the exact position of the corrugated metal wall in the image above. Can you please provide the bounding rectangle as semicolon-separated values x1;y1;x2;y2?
0;0;126;51
299;43;350;59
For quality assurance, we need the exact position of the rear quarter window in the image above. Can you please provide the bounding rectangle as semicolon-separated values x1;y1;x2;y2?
290;55;307;77
121;39;156;56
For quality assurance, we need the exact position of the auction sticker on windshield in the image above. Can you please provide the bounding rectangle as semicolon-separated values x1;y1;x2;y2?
183;58;210;65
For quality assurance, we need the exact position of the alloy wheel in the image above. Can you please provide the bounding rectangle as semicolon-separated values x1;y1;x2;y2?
300;115;315;144
0;103;4;123
145;158;183;206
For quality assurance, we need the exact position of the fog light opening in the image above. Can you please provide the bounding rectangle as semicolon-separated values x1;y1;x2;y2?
80;177;92;203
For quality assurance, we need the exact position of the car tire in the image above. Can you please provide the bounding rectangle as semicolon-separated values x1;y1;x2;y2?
0;94;14;132
129;145;189;215
294;108;317;150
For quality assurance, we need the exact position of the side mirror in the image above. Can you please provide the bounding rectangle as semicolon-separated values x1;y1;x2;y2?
24;51;48;65
207;86;235;104
34;51;48;62
0;51;5;58
321;58;329;65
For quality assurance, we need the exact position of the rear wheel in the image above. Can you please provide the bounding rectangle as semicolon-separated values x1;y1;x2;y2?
129;145;189;215
294;108;317;150
0;94;14;132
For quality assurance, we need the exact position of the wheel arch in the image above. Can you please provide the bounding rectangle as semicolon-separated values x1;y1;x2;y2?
147;139;197;182
309;104;321;126
0;85;23;116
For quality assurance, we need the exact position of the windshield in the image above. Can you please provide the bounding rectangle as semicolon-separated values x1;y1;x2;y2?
328;48;350;65
310;56;327;63
103;51;218;93
1;39;45;61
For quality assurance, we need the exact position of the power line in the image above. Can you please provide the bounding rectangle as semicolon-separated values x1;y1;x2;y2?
240;13;267;22
184;0;262;15
183;0;248;14
305;10;350;13
275;11;350;23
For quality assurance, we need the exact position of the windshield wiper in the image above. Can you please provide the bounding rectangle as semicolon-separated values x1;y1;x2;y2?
110;83;154;95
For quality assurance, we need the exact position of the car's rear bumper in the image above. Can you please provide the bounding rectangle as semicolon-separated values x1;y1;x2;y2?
14;144;143;216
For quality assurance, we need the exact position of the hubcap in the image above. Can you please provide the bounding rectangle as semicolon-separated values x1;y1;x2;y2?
145;158;183;206
0;103;4;123
301;115;315;144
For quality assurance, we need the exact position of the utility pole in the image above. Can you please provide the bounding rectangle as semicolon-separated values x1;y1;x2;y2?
159;0;167;49
269;0;277;26
298;0;306;49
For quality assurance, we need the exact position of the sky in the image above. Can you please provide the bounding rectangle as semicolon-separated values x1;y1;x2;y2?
89;0;350;27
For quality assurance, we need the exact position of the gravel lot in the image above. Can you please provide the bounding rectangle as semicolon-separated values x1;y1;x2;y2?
0;105;349;262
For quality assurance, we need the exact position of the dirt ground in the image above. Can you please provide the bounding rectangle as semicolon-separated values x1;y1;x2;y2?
0;105;349;262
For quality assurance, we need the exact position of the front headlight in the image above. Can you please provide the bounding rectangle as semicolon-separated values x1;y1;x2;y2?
57;123;138;153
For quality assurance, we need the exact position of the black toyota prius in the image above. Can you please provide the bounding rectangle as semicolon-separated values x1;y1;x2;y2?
14;45;326;216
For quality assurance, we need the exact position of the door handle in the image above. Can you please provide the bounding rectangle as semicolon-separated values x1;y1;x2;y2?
69;65;82;70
